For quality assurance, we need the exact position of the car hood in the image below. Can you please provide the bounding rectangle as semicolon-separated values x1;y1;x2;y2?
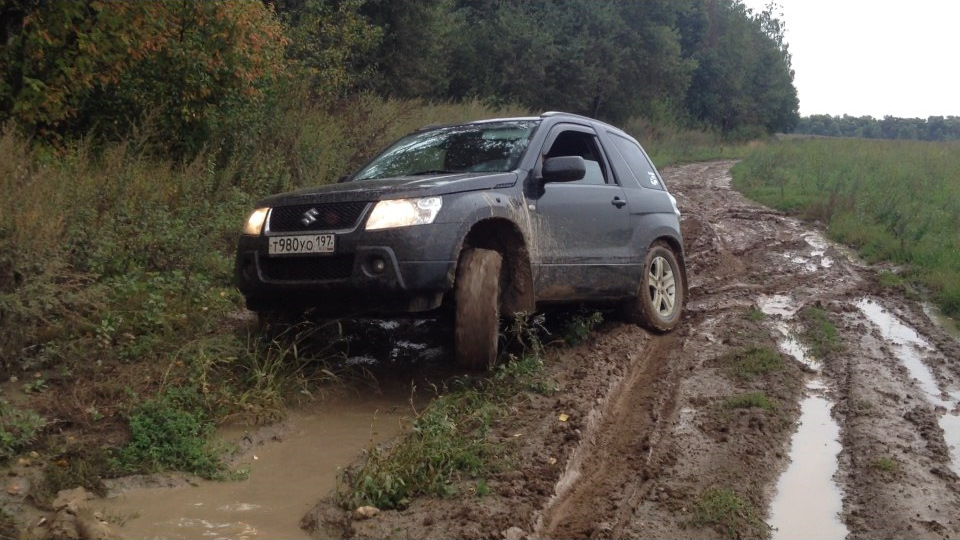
256;171;520;207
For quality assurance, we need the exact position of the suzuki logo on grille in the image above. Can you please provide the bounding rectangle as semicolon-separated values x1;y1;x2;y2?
301;208;320;226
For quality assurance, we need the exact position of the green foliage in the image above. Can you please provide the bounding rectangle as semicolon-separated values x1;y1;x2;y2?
691;487;770;539
870;456;898;473
283;0;384;101
723;346;783;380
0;400;46;462
177;323;347;422
798;306;841;361
338;387;498;509
721;392;776;411
560;311;604;346
682;1;799;134
734;138;960;319
1;1;288;156
116;387;224;479
795;114;960;141
745;308;765;322
337;352;551;510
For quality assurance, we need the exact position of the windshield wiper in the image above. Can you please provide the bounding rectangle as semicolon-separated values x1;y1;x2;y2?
408;169;460;175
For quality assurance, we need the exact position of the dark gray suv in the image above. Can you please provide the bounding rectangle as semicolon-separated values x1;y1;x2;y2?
236;112;686;368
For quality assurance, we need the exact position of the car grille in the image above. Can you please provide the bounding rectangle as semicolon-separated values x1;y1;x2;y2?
269;202;369;232
260;255;355;281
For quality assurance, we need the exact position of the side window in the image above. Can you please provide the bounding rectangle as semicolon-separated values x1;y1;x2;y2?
611;134;662;189
544;130;608;185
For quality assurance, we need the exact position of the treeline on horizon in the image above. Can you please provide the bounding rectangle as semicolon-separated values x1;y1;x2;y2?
0;0;799;159
793;114;960;142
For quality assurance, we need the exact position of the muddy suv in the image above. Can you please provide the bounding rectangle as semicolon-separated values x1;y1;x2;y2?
235;112;686;368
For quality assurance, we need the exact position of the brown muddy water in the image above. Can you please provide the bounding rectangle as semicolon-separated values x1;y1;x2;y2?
760;294;848;539
97;392;412;539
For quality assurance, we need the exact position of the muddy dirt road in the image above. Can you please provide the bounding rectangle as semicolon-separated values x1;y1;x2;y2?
307;160;960;539
12;161;959;539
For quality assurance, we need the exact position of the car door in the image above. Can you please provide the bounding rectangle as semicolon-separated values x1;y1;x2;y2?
527;125;635;301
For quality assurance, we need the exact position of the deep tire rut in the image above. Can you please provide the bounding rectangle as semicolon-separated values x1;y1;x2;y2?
535;333;682;538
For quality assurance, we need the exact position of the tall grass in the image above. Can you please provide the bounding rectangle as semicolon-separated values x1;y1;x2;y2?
734;138;960;317
624;116;752;167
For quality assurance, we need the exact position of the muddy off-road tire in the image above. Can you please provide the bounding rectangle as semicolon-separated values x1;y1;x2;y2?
454;248;502;370
624;241;684;332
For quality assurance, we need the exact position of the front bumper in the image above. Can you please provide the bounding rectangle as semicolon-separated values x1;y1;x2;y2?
234;222;462;316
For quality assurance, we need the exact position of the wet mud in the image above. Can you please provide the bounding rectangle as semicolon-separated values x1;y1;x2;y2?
313;160;960;539
8;160;960;539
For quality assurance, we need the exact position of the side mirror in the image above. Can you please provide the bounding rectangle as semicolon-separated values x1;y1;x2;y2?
337;175;352;183
542;156;586;183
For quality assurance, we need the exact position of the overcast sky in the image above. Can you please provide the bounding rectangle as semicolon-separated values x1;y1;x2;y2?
740;0;959;119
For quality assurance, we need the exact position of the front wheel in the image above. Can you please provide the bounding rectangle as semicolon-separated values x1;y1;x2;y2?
623;242;684;332
453;248;502;370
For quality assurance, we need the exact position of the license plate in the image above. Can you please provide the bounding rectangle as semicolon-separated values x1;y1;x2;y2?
268;234;335;255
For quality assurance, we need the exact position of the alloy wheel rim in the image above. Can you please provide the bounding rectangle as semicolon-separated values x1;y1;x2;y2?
648;256;677;317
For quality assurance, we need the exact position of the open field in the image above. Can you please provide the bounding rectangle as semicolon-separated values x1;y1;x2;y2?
734;138;960;319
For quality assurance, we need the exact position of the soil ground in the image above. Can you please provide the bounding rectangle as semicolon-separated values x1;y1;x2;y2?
5;161;960;539
307;160;960;539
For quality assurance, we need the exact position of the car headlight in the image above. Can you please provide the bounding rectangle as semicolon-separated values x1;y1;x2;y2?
365;197;442;230
243;207;270;236
668;194;681;217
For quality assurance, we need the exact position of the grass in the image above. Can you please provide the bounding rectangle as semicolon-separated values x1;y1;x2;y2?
721;392;777;411
870;456;899;473
691;487;770;539
0;400;46;463
625;116;753;167
798;306;841;361
734;138;960;319
723;346;783;380
336;354;554;510
560;310;604;346
115;386;225;479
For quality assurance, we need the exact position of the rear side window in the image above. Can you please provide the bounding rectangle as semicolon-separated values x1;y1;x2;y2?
610;134;662;189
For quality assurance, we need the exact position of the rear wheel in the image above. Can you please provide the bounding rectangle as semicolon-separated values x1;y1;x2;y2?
454;248;502;370
624;242;684;332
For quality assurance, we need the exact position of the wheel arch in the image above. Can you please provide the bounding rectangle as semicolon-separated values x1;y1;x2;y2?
460;217;535;315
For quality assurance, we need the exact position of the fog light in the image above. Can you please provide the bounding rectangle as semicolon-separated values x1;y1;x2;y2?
370;257;386;274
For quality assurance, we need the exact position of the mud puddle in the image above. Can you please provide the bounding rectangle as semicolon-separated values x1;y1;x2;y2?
857;298;960;475
761;295;848;539
98;393;411;539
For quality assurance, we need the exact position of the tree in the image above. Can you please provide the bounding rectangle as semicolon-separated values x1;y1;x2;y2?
0;1;288;155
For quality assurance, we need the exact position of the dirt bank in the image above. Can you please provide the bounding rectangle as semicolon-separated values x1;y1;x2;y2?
305;160;960;539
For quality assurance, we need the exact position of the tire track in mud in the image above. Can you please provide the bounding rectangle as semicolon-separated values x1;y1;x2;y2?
302;160;960;540
534;333;681;539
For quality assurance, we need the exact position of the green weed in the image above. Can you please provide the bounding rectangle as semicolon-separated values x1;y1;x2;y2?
560;311;604;346
337;349;552;510
0;400;46;463
723;346;783;380
691;487;770;539
114;387;225;479
721;393;776;411
798;306;840;360
745;308;765;322
337;387;499;510
870;456;898;473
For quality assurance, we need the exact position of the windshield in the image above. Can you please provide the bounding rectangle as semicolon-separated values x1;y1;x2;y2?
352;120;539;181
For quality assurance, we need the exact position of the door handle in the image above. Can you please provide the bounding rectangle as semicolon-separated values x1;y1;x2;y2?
611;197;627;208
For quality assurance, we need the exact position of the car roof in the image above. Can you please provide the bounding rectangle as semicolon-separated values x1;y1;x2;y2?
415;112;623;134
